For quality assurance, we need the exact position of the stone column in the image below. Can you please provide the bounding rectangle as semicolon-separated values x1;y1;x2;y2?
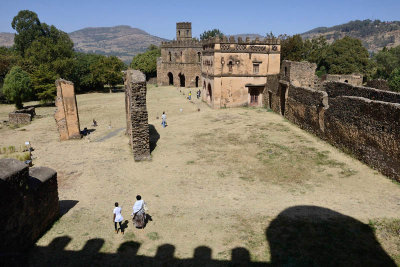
124;70;151;161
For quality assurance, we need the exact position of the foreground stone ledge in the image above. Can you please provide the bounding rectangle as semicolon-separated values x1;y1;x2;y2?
0;158;59;253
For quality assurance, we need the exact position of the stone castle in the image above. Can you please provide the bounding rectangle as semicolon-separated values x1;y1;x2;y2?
157;22;281;108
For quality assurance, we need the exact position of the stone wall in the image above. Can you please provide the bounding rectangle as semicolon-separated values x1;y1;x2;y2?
54;79;81;141
0;158;59;252
125;70;151;161
280;60;317;88
366;79;390;91
285;85;328;136
9;107;36;125
267;73;400;181
263;74;280;112
322;74;363;86
324;96;400;180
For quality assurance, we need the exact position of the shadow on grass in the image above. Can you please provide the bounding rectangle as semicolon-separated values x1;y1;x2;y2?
2;205;396;266
59;200;79;216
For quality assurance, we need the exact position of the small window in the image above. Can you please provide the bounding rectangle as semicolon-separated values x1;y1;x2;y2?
284;67;288;76
169;52;172;62
253;64;259;74
178;30;180;36
186;30;189;36
197;52;201;63
228;61;233;73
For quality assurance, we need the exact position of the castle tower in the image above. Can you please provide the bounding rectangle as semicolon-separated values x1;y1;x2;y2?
176;22;192;41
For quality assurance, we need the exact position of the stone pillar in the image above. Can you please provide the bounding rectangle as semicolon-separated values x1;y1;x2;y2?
124;70;151;161
54;79;81;141
0;158;59;252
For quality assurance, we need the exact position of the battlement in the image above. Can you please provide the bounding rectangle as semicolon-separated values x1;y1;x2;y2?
176;22;191;29
161;38;203;48
204;35;281;45
202;36;281;54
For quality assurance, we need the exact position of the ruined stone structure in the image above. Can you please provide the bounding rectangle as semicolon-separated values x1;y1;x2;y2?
9;107;36;125
322;74;363;86
202;36;281;108
366;79;391;91
265;60;400;182
0;158;59;252
157;22;202;88
54;79;81;141
125;70;151;161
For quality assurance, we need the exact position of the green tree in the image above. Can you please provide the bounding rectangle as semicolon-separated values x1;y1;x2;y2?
200;29;224;40
388;68;400;92
324;36;370;75
3;66;33;109
30;64;58;103
130;45;160;78
71;53;105;93
92;56;125;92
11;10;44;56
374;45;400;79
280;34;305;62
303;36;329;67
0;47;20;86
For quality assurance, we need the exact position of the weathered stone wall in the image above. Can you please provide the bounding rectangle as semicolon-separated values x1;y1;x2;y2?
9;107;36;125
366;79;390;91
285;85;328;136
263;74;280;112
9;112;31;124
54;79;81;141
280;60;317;88
125;70;151;161
324;82;400;104
0;159;59;252
324;96;400;181
322;74;363;86
267;62;400;182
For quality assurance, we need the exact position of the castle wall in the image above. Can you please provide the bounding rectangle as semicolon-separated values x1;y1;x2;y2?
267;61;400;182
323;74;363;86
0;159;59;252
125;70;151;161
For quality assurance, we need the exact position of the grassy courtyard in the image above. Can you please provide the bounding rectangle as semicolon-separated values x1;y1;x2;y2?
0;85;399;265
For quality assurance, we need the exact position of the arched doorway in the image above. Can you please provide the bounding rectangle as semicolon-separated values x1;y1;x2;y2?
179;73;185;87
195;76;199;87
207;83;212;103
168;72;173;85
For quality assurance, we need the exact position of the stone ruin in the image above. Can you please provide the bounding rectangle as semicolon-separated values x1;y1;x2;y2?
54;79;81;141
124;70;151;161
0;158;59;252
9;107;36;125
265;60;400;182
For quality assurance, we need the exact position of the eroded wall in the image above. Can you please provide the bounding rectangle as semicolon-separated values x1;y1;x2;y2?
125;70;151;161
0;159;59;252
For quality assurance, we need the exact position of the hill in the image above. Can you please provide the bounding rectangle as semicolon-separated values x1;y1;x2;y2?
301;19;400;52
0;25;167;64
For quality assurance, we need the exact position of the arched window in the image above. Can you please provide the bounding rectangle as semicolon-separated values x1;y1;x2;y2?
178;30;180;36
168;52;172;62
228;61;233;73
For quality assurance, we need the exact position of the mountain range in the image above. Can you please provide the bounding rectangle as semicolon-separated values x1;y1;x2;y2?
0;20;399;63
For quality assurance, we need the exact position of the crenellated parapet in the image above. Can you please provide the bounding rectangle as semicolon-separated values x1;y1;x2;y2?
161;39;203;48
202;36;281;54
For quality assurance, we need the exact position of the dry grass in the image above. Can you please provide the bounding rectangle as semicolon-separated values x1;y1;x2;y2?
0;85;399;264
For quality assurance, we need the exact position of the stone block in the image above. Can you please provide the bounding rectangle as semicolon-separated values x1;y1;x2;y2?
54;79;81;141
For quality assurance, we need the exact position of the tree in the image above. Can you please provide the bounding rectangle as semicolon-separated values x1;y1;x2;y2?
130;45;160;78
70;53;105;93
280;34;305;62
92;56;125;92
3;66;33;109
388;68;400;92
0;47;20;86
374;45;400;79
11;10;44;56
200;29;224;40
324;36;370;75
30;64;58;103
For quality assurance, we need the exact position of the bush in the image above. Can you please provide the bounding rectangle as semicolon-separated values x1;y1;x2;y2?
2;66;33;109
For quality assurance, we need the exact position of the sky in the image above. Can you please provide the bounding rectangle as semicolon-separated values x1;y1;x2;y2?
0;0;399;39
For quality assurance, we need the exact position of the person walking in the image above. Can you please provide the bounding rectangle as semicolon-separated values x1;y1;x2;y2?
161;111;167;128
132;195;147;228
197;89;201;99
113;202;124;234
188;91;192;100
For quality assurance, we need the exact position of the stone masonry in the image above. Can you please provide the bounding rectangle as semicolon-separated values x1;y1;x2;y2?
264;60;400;182
54;79;81;141
125;70;151;161
9;107;36;125
0;158;59;252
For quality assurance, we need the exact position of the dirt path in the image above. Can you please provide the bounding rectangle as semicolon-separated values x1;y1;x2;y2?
0;86;399;263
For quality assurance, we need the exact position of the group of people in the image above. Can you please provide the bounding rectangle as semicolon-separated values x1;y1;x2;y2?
187;89;201;101
113;195;147;234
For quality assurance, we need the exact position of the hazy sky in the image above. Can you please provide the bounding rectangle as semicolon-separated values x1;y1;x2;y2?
0;0;399;39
